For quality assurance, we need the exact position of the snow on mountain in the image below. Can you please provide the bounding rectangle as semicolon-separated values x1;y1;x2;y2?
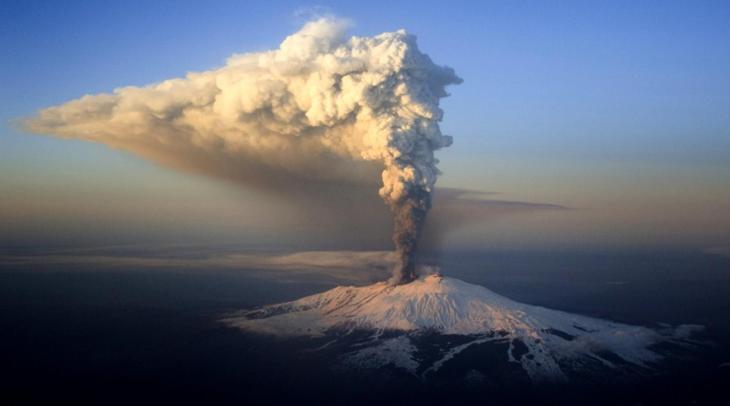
222;273;703;381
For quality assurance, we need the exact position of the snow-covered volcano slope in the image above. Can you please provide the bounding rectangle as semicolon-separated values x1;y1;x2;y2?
222;274;702;381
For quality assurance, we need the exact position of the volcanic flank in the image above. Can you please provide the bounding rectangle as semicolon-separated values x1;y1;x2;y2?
223;272;703;381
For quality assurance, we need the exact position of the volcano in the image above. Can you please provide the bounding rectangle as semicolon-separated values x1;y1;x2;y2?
222;273;703;381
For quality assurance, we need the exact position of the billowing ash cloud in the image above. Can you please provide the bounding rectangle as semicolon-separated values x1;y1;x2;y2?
25;17;462;285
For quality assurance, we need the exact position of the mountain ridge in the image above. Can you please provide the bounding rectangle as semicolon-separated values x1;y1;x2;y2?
223;273;703;380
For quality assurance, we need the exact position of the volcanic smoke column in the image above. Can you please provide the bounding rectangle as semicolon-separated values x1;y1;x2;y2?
24;18;461;285
388;186;432;284
379;105;456;284
365;32;462;285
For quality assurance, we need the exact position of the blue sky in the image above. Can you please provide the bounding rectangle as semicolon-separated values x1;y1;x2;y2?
2;1;729;251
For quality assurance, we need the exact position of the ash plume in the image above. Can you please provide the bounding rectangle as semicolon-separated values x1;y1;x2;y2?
390;187;430;284
24;17;461;285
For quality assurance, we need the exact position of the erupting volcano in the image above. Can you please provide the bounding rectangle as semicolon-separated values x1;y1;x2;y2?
26;16;706;384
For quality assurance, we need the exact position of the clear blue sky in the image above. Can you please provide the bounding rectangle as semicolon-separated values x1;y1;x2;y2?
2;1;729;252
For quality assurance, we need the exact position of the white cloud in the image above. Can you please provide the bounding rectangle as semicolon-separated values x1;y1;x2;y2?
25;17;461;205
